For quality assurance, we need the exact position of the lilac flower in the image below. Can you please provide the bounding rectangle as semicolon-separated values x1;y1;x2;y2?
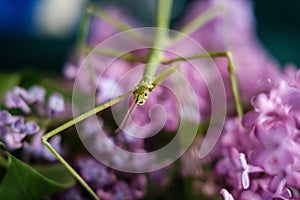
3;117;38;150
97;178;146;200
115;131;144;152
220;189;234;200
212;116;299;199
63;62;78;80
0;110;39;151
131;175;147;199
56;186;87;200
215;148;261;190
251;125;298;175
110;181;134;200
47;93;65;116
2;131;26;150
96;77;123;104
4;85;66;117
0;110;16;125
23;132;63;161
96;190;113;200
1;116;20;148
75;156;147;200
76;156;117;189
12;117;39;135
242;82;293;129
27;85;46;104
210;67;300;199
239;153;250;189
4;87;31;113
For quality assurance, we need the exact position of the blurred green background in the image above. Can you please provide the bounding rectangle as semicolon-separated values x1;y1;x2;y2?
0;0;299;74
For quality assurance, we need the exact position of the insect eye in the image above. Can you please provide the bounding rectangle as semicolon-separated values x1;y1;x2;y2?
138;100;145;105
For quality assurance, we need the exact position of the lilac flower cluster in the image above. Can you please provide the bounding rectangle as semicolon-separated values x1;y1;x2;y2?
75;156;147;200
5;85;65;117
0;110;39;150
1;85;66;161
174;0;300;199
214;68;300;199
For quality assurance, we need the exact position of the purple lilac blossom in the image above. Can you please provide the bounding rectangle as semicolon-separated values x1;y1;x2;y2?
4;85;66;117
74;156;147;200
4;87;31;113
220;189;234;200
47;93;65;116
0;110;39;151
23;132;63;161
27;85;46;104
2;86;66;160
56;186;87;200
215;68;300;199
0;110;17;125
76;156;117;189
96;76;123;104
12;117;39;135
148;167;171;189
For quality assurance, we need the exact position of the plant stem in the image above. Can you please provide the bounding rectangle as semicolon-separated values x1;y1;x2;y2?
42;140;99;200
162;52;243;119
142;0;173;80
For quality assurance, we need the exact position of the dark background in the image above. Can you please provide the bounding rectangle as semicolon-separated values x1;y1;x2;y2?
0;0;299;74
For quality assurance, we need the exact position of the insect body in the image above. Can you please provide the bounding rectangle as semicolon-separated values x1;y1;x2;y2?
133;78;154;105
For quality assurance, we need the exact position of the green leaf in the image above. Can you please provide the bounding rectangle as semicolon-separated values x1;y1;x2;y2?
0;73;21;104
0;155;76;200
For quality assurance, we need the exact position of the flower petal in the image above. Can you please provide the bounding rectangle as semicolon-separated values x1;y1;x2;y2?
220;189;235;200
24;122;40;135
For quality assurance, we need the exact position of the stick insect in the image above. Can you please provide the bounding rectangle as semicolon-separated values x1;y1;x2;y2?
42;0;243;199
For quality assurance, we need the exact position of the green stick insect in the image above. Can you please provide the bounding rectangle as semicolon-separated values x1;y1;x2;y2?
41;0;243;199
